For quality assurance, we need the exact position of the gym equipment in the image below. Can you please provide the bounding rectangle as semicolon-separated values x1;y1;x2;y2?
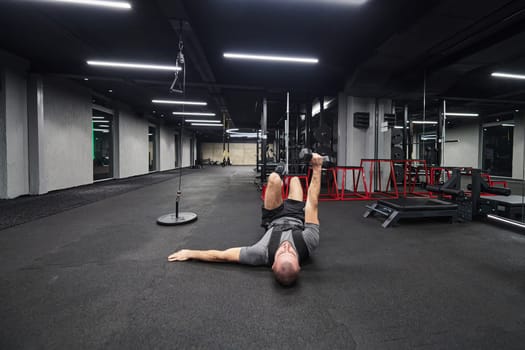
157;125;198;226
364;168;517;228
364;198;459;228
298;148;334;167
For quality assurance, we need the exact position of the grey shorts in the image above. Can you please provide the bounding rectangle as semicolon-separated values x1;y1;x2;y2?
261;199;305;229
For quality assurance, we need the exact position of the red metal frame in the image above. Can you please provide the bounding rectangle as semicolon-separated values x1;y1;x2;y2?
336;166;370;200
393;159;429;197
359;159;399;199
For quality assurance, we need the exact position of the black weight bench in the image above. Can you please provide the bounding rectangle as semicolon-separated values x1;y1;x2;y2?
364;198;458;228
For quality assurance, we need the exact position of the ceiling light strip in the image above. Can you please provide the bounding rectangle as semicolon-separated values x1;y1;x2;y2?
88;61;181;71
190;123;224;127
224;52;318;64
153;99;206;106
491;72;525;80
185;119;221;123
412;121;438;125
173;112;216;116
45;0;131;9
445;113;479;117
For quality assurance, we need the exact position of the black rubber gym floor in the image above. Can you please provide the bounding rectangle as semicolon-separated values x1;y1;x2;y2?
1;166;525;349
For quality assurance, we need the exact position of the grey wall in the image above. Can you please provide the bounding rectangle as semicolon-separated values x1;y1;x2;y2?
201;142;257;165
337;96;392;166
0;49;209;198
337;95;392;190
118;108;149;178
0;52;30;198
159;124;175;171
0;65;5;197
43;77;92;192
512;114;524;179
443;121;480;168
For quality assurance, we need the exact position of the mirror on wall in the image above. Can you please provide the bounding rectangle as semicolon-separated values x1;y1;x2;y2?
92;107;113;181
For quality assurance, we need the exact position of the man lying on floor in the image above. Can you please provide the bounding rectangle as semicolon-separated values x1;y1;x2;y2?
167;153;323;286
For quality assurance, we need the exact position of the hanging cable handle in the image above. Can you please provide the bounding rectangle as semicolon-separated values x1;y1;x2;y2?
170;21;186;94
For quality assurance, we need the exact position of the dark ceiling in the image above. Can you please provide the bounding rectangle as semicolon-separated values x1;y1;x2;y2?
2;0;525;135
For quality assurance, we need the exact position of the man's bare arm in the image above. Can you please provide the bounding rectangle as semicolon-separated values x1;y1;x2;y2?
167;247;241;263
305;153;322;225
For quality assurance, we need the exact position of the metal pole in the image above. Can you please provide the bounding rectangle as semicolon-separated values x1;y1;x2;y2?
404;105;409;159
286;92;290;174
442;99;446;167
261;98;268;183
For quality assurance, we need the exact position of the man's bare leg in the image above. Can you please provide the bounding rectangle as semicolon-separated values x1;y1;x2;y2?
287;176;304;202
264;172;284;210
305;154;323;225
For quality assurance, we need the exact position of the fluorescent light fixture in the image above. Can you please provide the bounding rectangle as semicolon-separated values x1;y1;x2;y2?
394;126;409;129
92;116;105;119
224;52;318;64
92;120;110;123
230;134;258;138
190;123;224;127
491;72;525;80
42;0;131;9
226;128;239;133
153;99;206;106
412;121;438;125
172;111;216;116
185;119;221;123
297;0;367;4
312;98;335;116
502;123;515;127
88;61;181;71
98;125;110;128
445;112;479;117
487;214;525;229
93;128;109;133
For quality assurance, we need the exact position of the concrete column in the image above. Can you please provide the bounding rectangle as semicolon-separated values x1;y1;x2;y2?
513;113;524;180
28;74;47;194
0;61;29;198
0;68;6;198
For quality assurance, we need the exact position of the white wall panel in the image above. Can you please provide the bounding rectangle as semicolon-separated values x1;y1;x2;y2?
159;125;175;170
118;109;148;177
512;114;524;179
443;122;480;168
181;133;191;168
43;78;92;192
201;142;257;165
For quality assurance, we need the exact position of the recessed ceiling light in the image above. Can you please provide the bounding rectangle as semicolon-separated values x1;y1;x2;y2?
185;119;221;123
515;109;519;112
173;112;216;116
412;121;438;125
502;123;515;127
108;89;113;93
190;123;224;127
224;52;318;64
298;0;367;4
88;60;181;71
153;99;206;106
491;72;525;80
445;112;479;117
42;0;131;10
84;77;89;81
